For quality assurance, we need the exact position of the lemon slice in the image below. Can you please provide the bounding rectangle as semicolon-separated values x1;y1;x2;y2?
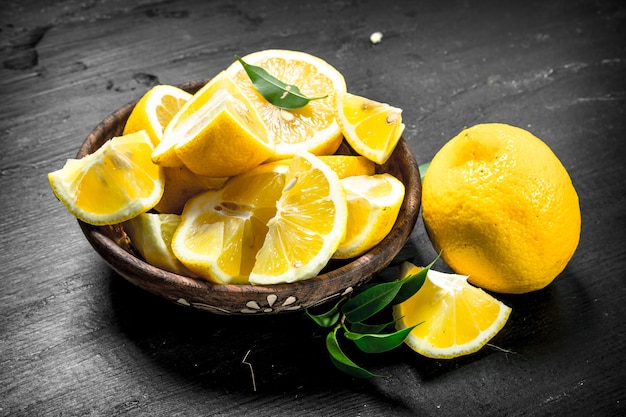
267;154;375;179
152;71;273;176
123;85;192;146
333;173;405;259
48;131;164;225
154;165;228;215
172;152;348;285
318;155;375;178
393;262;512;359
226;49;347;160
334;91;405;165
172;162;289;284
249;152;348;285
123;213;191;275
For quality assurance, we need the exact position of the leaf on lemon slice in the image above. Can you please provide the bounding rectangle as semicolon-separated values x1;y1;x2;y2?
235;55;327;109
226;50;347;160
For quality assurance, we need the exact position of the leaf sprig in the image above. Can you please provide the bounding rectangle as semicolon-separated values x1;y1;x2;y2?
306;256;438;378
235;55;327;110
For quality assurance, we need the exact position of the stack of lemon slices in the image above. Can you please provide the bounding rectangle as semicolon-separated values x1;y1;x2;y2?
48;49;406;286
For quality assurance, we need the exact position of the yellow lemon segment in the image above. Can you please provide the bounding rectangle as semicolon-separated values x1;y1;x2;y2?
123;213;192;275
393;262;511;359
123;85;192;146
226;49;347;160
250;152;348;285
267;154;375;179
318;155;375;178
334;91;405;165
48;131;164;225
333;173;405;259
422;123;581;294
172;163;289;284
152;71;273;175
154;165;228;215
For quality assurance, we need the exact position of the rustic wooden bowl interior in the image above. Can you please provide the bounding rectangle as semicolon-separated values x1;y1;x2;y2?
77;79;422;315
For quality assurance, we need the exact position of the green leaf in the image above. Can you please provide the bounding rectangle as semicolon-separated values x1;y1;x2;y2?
349;319;397;335
351;282;379;296
419;162;430;181
325;327;380;378
393;255;440;305
391;271;426;305
344;324;421;353
235;56;327;110
342;281;403;323
305;298;343;328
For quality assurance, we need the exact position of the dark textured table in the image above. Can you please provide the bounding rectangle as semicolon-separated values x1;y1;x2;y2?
1;0;625;415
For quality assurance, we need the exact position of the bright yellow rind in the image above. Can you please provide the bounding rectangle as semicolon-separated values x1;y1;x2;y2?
48;131;164;226
334;91;405;165
393;263;511;359
318;155;376;178
173;90;273;176
123;85;192;146
152;71;273;173
422;123;581;294
333;173;405;259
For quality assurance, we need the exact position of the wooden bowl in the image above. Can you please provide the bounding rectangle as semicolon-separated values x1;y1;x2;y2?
77;79;422;315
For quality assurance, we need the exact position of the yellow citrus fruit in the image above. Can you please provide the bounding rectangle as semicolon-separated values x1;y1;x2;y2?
171;162;288;284
318;155;375;178
123;85;192;146
393;262;511;359
422;123;581;294
152;71;273;176
249;152;348;285
333;173;405;259
48;131;164;225
172;152;347;285
123;213;193;275
154;165;228;215
268;154;375;179
334;91;405;165
225;49;347;160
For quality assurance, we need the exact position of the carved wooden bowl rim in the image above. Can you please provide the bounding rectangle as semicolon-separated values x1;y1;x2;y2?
77;78;422;315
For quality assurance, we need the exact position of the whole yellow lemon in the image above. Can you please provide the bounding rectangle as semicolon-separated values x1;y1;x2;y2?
422;123;581;294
